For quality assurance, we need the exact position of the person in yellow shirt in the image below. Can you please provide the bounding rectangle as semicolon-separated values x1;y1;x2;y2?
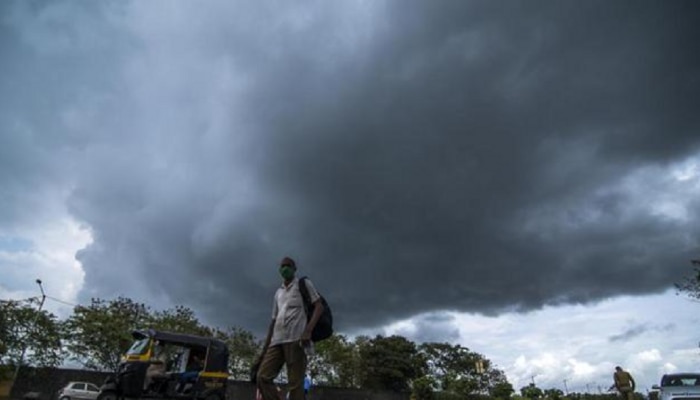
614;366;636;400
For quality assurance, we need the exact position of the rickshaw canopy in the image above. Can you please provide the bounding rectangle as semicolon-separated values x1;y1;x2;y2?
131;329;229;373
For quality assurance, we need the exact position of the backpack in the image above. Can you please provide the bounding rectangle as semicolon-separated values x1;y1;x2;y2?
298;277;333;342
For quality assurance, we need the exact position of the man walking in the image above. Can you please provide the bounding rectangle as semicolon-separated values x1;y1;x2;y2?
257;257;325;400
613;366;636;400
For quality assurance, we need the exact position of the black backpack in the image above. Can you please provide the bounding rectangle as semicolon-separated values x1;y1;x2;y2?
298;277;333;342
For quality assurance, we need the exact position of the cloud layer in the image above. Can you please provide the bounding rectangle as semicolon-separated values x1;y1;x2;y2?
383;292;700;392
1;1;699;335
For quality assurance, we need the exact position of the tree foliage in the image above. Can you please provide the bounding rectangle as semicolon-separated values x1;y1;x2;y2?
419;342;510;398
412;375;437;400
147;305;211;336
521;383;543;399
214;326;261;380
675;259;700;300
63;298;217;371
311;334;360;388
544;388;564;400
1;294;514;395
63;297;151;371
491;381;515;399
358;335;426;392
0;298;63;367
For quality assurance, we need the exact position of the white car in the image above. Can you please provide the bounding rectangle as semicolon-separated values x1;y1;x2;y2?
653;373;700;400
57;382;101;400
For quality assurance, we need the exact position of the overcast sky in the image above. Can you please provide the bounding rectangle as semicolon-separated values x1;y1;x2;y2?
1;0;700;393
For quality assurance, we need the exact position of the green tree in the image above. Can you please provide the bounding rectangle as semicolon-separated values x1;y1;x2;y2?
0;299;63;367
311;334;360;388
63;297;152;370
419;342;510;397
358;335;426;392
676;259;700;300
147;305;211;336
544;388;564;400
484;367;512;396
491;381;515;399
521;383;543;399
412;375;437;400
214;326;261;380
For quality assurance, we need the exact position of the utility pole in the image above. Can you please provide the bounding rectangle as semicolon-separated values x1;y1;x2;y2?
12;279;46;383
563;379;569;395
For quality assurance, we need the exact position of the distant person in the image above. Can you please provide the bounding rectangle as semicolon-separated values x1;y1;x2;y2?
256;257;325;400
614;366;636;400
303;375;311;399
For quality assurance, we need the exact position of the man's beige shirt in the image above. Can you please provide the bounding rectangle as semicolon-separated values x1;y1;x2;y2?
270;277;320;346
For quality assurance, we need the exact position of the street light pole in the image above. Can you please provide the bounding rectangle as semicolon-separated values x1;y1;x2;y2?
12;279;46;383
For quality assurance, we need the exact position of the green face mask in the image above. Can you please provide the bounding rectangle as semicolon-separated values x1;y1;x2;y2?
279;265;295;280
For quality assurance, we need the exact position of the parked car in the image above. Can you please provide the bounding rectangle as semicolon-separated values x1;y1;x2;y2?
652;373;700;400
57;382;101;400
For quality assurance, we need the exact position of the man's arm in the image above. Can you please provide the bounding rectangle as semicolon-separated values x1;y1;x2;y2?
261;318;275;355
630;374;636;390
301;300;324;343
261;292;279;357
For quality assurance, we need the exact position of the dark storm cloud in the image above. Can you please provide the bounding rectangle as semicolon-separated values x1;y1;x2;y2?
608;323;675;343
0;0;130;229
3;1;700;336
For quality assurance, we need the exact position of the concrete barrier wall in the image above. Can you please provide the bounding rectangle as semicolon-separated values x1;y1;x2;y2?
10;367;110;400
7;367;409;400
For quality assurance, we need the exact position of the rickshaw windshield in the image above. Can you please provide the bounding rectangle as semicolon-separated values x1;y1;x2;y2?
126;338;151;356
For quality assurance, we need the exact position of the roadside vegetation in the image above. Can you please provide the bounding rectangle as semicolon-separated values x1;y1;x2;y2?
0;296;647;400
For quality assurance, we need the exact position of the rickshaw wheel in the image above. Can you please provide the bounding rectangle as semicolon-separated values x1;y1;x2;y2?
97;392;118;400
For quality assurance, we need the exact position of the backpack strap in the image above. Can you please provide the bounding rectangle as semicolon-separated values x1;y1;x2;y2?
298;276;312;315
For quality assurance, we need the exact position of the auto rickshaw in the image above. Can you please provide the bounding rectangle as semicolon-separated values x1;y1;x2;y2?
98;329;229;400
